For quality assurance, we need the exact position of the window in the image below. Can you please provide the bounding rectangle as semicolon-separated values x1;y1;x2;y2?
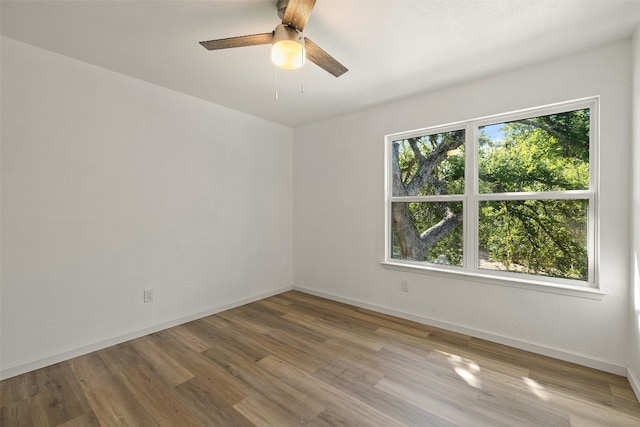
384;98;598;288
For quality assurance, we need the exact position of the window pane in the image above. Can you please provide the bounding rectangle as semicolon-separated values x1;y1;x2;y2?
478;199;588;281
391;129;465;196
479;108;590;193
391;201;463;266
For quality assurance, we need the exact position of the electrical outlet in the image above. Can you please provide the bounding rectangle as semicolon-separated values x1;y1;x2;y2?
144;288;154;303
400;280;409;292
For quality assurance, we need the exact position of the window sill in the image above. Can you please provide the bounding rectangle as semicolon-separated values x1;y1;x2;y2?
380;261;607;300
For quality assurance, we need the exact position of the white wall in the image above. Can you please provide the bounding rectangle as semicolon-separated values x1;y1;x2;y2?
629;25;640;397
294;40;633;374
0;37;293;379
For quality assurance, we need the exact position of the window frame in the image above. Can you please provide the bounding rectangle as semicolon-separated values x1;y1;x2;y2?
383;97;601;296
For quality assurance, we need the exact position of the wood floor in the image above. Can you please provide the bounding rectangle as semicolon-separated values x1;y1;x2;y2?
2;291;639;426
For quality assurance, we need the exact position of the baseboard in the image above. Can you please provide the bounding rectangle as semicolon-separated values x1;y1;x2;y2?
0;285;293;380
293;285;628;376
629;367;640;402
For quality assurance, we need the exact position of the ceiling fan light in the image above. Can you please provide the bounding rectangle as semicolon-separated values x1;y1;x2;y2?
271;24;305;70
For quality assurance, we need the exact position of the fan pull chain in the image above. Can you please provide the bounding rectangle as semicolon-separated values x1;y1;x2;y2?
301;42;305;93
275;65;279;100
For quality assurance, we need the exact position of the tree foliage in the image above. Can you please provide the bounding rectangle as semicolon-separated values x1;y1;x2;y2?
392;108;590;281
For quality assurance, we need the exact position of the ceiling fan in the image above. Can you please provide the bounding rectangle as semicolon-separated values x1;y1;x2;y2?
199;0;348;78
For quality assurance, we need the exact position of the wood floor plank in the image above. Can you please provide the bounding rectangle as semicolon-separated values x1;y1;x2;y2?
426;342;531;379
198;312;235;330
253;298;292;314
97;343;203;427
57;412;102;427
375;325;436;351
202;338;325;420
239;303;330;344
322;336;388;377
262;293;294;306
33;362;92;425
214;318;326;373
261;326;329;364
216;309;272;335
471;370;571;426
279;292;383;332
0;394;50;427
375;375;492;426
351;308;432;338
553;389;640;427
0;372;39;407
166;323;214;353
173;377;255;427
258;355;408;427
69;352;159;427
145;330;253;406
233;392;313;427
299;317;385;353
2;290;639;426
611;383;640;401
129;336;195;387
313;366;457;426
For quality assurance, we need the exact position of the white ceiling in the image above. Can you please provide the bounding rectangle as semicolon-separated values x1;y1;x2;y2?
2;0;640;127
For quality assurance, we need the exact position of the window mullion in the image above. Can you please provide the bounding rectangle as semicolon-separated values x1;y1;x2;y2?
390;196;465;203
464;122;477;272
477;190;591;201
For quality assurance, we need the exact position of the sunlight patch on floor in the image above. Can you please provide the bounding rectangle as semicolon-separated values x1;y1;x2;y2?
523;377;550;401
445;352;483;389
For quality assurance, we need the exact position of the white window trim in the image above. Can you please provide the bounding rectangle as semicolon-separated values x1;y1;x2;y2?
383;97;603;299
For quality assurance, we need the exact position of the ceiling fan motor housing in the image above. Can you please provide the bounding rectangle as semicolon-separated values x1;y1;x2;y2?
273;24;303;45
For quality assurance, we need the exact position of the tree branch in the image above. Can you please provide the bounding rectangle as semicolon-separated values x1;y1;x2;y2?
405;131;464;196
420;211;462;248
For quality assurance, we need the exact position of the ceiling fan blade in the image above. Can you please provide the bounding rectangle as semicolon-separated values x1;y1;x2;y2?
199;33;273;50
304;37;348;78
282;0;316;31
